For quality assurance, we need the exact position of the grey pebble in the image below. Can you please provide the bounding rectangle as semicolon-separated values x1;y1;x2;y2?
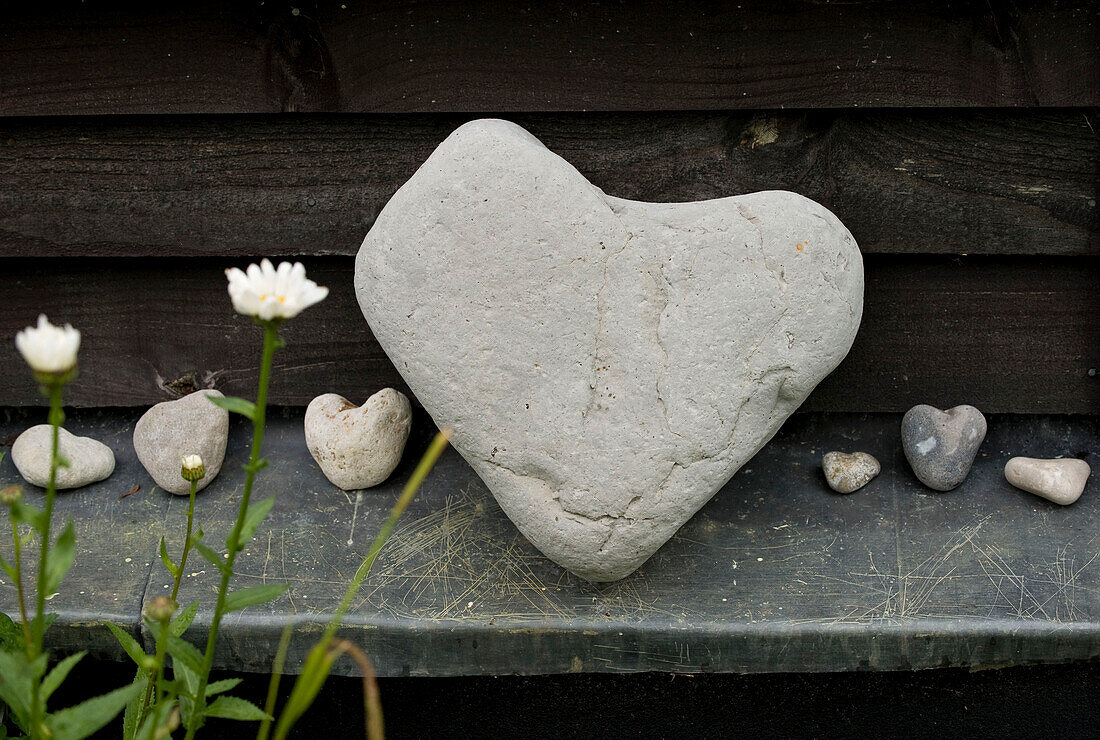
11;425;115;489
133;390;229;495
901;404;986;491
822;451;881;493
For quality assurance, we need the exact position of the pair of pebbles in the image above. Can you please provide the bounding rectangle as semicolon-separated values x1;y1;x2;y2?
9;387;414;495
10;390;230;494
823;404;1092;505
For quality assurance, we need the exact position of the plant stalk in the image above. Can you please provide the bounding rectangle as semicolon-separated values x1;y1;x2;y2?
11;516;32;648
172;479;199;602
29;382;63;740
185;322;279;740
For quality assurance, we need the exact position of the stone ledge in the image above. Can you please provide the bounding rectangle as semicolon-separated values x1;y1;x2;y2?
1;408;1096;676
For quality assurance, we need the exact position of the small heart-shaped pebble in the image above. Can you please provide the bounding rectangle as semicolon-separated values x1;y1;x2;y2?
1004;457;1090;505
901;404;987;491
12;425;115;489
134;390;229;495
305;389;412;490
822;451;880;493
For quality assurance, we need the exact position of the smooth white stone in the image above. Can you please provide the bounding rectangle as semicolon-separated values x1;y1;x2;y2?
822;451;881;494
12;425;115;489
355;119;864;581
1004;457;1090;505
133;390;229;495
304;389;412;490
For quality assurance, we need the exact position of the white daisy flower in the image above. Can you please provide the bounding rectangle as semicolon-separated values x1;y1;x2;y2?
224;259;329;321
14;314;81;374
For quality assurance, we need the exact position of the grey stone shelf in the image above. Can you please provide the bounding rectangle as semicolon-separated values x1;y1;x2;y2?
0;408;1096;677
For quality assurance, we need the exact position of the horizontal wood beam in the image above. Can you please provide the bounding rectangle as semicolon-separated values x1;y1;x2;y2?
1;1;1096;116
1;111;1095;259
0;256;1095;414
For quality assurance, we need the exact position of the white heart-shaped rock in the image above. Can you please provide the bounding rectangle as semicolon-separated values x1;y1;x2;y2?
304;389;412;490
355;119;864;581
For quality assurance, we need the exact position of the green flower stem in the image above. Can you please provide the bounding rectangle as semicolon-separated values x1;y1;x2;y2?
185;321;280;740
324;430;449;646
151;618;170;726
11;515;32;648
33;383;63;649
270;430;449;740
172;479;199;602
29;381;64;740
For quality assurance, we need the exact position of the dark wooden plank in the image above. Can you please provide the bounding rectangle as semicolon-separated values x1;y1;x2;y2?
0;256;1096;413
1;1;1097;116
0;111;1095;259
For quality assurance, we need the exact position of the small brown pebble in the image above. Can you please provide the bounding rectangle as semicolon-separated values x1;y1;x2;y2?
822;451;881;494
1004;457;1090;505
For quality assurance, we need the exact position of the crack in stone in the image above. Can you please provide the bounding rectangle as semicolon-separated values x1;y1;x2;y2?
734;200;787;292
582;227;634;421
647;262;686;445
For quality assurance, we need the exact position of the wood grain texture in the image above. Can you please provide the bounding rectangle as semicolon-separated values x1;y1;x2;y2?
1;111;1095;259
0;256;1095;413
1;1;1096;116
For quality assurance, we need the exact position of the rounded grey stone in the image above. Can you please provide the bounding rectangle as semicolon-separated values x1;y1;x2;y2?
11;425;115;489
901;404;987;491
354;118;865;581
822;451;880;493
133;390;229;495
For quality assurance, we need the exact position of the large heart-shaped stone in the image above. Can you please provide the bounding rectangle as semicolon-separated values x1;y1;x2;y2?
355;119;863;581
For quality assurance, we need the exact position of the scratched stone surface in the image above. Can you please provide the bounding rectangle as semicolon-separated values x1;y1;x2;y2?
3;408;1098;676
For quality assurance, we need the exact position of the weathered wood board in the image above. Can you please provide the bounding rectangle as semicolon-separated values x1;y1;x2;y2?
3;409;1097;676
2;1;1096;116
1;112;1095;259
0;256;1095;413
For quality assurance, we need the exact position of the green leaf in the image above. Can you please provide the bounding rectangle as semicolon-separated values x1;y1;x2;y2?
170;600;199;638
207;395;256;420
42;612;59;636
166;635;204;679
195;541;226;574
0;648;36;724
275;642;339;737
0;553;14;583
224;583;288;613
104;621;152;670
46;681;142;740
230;497;274;550
203;695;271;722
158;537;178;580
171;653;200;724
10;497;44;531
204;678;242;698
43;520;76;597
0;611;23;652
121;666;145;740
42;651;86;701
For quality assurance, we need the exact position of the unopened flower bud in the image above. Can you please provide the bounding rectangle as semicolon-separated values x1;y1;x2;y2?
0;485;23;506
144;596;177;623
181;454;206;482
